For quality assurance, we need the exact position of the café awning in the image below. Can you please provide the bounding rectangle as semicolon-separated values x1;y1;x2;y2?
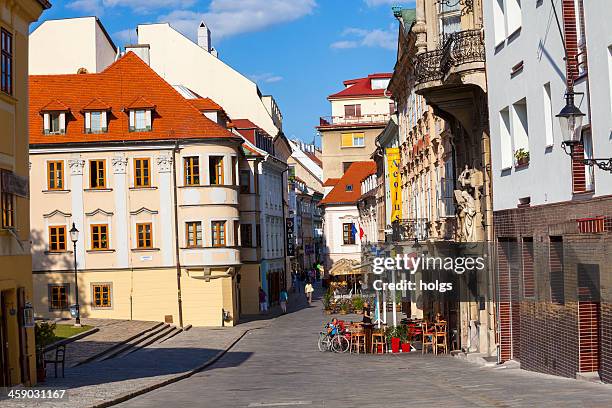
329;258;366;276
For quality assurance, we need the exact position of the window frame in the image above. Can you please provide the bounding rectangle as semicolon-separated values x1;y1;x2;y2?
133;158;151;188
344;104;362;118
209;156;224;185
89;159;106;189
240;223;253;247
47;160;64;190
239;170;250;193
90;224;109;250
342;223;355;245
1;191;14;229
211;220;226;247
91;283;112;309
184;156;200;186
49;225;67;252
185;221;202;248
136;222;153;249
1;28;12;95
48;284;70;311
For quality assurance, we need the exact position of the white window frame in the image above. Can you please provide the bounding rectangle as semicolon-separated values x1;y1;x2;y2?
129;109;152;132
44;112;66;135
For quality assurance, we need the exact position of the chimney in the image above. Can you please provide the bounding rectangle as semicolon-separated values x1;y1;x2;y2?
125;44;150;65
198;21;211;52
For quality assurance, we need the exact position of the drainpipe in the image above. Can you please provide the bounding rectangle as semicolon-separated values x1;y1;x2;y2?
172;141;184;328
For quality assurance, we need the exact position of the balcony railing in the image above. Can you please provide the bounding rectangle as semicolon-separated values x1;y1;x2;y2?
399;218;430;241
415;29;485;86
319;113;391;127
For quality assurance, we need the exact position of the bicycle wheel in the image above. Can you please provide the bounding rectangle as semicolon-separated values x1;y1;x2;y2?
332;335;349;353
317;333;330;352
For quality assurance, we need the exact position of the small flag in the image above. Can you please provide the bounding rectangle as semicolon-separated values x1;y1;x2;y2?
359;225;364;239
351;222;357;240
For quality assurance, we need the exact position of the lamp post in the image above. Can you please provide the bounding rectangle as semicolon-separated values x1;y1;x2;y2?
69;223;81;327
557;91;585;154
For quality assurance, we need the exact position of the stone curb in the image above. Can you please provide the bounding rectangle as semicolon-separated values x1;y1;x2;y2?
43;327;100;353
88;326;263;408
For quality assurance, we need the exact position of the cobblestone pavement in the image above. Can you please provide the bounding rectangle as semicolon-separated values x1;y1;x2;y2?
119;285;612;408
51;318;160;367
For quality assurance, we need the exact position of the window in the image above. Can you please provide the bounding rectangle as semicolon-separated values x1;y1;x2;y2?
212;221;226;247
256;224;261;247
1;29;12;95
241;224;253;247
134;158;150;187
85;111;107;133
506;0;522;36
582;129;594;191
543;83;554;147
48;284;69;310
440;159;455;217
91;224;109;250
231;156;237;185
47;161;64;190
439;0;461;43
49;226;67;252
341;132;365;148
342;162;355;173
574;0;587;76
344;104;361;117
185;221;202;247
89;160;106;189
129;109;151;132
343;223;355;245
549;236;564;305
210;156;224;185
136;223;152;248
233;220;239;246
92;283;112;308
499;108;512;169
345;184;353;192
239;170;250;193
511;99;529;165
184;157;200;186
1;192;14;229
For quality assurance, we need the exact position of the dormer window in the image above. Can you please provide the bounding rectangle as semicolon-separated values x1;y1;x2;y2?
85;111;107;134
346;184;353;192
126;96;155;132
43;111;66;135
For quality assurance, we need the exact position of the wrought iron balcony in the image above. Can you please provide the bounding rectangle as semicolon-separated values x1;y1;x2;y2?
415;29;485;86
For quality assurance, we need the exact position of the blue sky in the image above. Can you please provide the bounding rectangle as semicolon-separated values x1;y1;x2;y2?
37;0;416;143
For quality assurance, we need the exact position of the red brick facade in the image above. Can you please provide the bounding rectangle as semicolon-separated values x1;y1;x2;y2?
494;195;612;382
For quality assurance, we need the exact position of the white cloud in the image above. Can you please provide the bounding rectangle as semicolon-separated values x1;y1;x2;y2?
113;28;137;45
67;0;195;15
331;27;396;51
159;0;317;41
249;73;284;83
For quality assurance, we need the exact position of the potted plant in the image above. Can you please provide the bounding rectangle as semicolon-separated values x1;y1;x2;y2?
352;296;364;313
386;326;402;353
35;321;56;382
514;148;529;166
323;291;332;314
339;300;349;315
399;325;411;352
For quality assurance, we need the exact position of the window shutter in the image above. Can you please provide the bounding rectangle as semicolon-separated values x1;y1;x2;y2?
145;110;152;130
43;113;50;134
341;133;353;147
84;112;91;133
355;104;362;117
101;111;107;131
129;110;135;131
59;113;66;134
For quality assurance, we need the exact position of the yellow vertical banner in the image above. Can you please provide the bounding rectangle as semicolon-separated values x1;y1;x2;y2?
386;147;402;222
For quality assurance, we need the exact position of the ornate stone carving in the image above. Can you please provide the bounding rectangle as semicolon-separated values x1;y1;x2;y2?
156;155;173;173
112;156;128;174
68;159;85;175
453;165;484;242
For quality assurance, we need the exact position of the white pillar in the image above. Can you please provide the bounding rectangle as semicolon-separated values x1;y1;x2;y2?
68;159;86;269
156;154;174;266
112;156;129;268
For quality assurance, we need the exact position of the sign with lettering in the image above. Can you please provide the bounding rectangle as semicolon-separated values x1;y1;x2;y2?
286;218;295;256
386;147;402;222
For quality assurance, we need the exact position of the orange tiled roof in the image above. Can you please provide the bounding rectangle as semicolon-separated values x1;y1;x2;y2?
30;52;237;145
40;99;70;112
190;97;224;112
82;97;111;111
328;73;392;99
320;161;376;205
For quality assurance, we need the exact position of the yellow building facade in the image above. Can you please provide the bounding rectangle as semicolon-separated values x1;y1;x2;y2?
0;0;50;387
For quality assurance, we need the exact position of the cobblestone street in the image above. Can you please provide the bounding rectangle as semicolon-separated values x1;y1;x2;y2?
119;288;612;408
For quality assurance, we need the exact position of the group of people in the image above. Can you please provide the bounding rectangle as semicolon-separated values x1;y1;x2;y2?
258;286;289;315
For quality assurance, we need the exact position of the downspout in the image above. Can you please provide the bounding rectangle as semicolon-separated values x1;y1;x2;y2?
172;141;184;328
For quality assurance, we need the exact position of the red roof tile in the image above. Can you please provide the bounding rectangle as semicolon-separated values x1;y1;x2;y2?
190;97;224;112
126;96;156;109
231;119;258;129
30;52;237;145
323;178;340;187
320;162;376;205
40;99;70;112
82;97;111;111
328;73;392;99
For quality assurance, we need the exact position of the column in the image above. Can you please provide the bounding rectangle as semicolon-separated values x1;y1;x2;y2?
68;159;86;269
112;156;129;268
157;154;174;266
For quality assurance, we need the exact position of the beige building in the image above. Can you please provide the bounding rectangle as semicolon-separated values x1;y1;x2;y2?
0;0;50;387
29;53;245;327
317;73;393;181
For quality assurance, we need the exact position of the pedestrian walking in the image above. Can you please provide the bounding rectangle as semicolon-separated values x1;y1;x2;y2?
259;287;268;314
305;281;314;305
280;288;288;314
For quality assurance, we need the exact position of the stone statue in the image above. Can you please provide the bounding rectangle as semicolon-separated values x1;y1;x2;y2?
454;165;484;242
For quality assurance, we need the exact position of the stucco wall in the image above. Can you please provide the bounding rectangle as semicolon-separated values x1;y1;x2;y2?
320;127;382;180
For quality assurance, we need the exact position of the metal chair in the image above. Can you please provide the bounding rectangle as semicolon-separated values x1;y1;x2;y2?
45;345;66;378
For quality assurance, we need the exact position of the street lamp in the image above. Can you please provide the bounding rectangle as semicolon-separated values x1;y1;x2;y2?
69;223;81;327
557;91;585;154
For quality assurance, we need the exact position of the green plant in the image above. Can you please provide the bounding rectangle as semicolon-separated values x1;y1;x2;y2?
352;296;364;312
35;321;56;350
514;148;529;162
340;300;349;313
323;291;332;310
385;326;403;341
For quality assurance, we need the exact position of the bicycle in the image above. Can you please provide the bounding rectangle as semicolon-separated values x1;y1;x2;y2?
317;325;350;353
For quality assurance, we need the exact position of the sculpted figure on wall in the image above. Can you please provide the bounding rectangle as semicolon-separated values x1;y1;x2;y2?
454;165;484;242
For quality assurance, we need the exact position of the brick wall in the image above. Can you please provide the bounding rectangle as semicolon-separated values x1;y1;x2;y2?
494;195;612;382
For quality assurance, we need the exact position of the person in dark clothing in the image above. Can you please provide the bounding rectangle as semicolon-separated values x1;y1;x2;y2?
362;302;372;324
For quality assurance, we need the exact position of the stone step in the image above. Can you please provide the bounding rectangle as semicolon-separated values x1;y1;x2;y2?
115;325;177;358
95;323;171;362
